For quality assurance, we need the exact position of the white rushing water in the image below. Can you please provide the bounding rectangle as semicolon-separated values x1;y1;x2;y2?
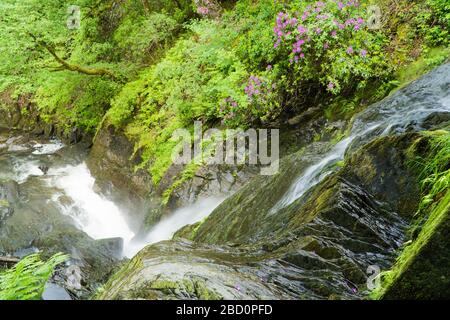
32;140;65;155
271;69;450;213
270;125;379;213
48;163;135;243
123;197;224;258
1;133;224;258
44;162;223;258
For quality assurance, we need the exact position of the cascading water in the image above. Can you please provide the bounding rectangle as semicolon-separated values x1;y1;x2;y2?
1;64;448;280
1;134;223;259
271;64;450;213
46;163;223;258
123;197;224;258
47;163;135;243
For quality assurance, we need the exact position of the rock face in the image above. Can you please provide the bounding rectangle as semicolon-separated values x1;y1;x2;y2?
382;191;450;299
0;177;123;299
0;131;123;299
97;64;450;300
0;181;16;227
87;122;261;231
0;92;91;144
97;133;420;300
86;97;333;232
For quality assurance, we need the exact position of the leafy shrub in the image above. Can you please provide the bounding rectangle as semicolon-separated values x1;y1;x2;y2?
415;0;450;46
113;12;180;65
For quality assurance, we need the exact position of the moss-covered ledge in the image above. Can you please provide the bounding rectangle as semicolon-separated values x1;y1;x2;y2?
371;190;450;299
371;129;450;299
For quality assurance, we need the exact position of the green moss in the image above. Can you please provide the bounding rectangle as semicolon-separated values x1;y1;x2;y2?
93;256;144;300
394;46;450;92
371;190;450;299
371;130;450;299
161;159;201;206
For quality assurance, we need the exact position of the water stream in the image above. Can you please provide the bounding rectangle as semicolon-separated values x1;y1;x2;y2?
272;66;450;213
0;64;449;299
0;134;223;259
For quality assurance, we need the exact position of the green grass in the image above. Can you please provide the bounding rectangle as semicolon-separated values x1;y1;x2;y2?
395;46;450;91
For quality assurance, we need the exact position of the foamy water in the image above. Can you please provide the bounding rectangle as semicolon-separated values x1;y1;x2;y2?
32;140;65;155
47;163;135;243
44;162;223;258
124;197;224;257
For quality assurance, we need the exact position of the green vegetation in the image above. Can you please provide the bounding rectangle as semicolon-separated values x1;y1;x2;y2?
415;130;450;210
0;253;68;300
371;130;450;299
0;0;192;133
0;0;448;192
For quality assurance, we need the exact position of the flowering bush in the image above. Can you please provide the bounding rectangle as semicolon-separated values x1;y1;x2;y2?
272;0;391;94
217;73;278;126
194;0;222;19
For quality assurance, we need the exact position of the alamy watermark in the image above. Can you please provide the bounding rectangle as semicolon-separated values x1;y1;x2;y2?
171;121;280;176
367;265;381;291
67;5;81;30
65;264;82;290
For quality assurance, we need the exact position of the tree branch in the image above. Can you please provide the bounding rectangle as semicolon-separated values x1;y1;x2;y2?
29;33;119;81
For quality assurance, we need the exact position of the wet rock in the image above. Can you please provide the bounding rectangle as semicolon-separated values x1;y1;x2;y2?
96;240;292;300
287;106;321;126
87;123;153;225
88;122;259;231
98;134;419;300
421;111;450;130
0;200;13;227
0;178;122;299
0;180;20;204
42;283;72;300
0;180;18;227
379;190;450;300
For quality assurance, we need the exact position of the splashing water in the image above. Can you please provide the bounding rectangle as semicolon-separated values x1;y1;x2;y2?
32;140;64;155
47;163;135;243
44;162;223;258
124;197;224;258
271;64;450;213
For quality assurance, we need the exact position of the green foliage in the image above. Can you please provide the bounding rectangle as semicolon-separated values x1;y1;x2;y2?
415;130;450;210
0;253;68;300
0;0;190;133
103;0;450;190
371;130;450;299
415;0;450;46
1;0;448;189
113;12;180;65
371;189;450;300
35;72;120;132
273;1;392;95
395;46;450;88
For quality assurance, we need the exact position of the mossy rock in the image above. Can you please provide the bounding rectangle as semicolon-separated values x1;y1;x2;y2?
374;189;450;299
99;133;427;300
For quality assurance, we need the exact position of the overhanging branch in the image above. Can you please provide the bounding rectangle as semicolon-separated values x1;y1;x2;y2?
29;33;119;81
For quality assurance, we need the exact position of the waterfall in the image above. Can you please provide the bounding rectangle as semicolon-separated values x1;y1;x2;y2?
271;65;450;213
47;163;135;244
45;162;223;258
123;197;224;258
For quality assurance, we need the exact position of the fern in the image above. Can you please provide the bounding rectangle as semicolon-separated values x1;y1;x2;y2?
0;253;69;300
